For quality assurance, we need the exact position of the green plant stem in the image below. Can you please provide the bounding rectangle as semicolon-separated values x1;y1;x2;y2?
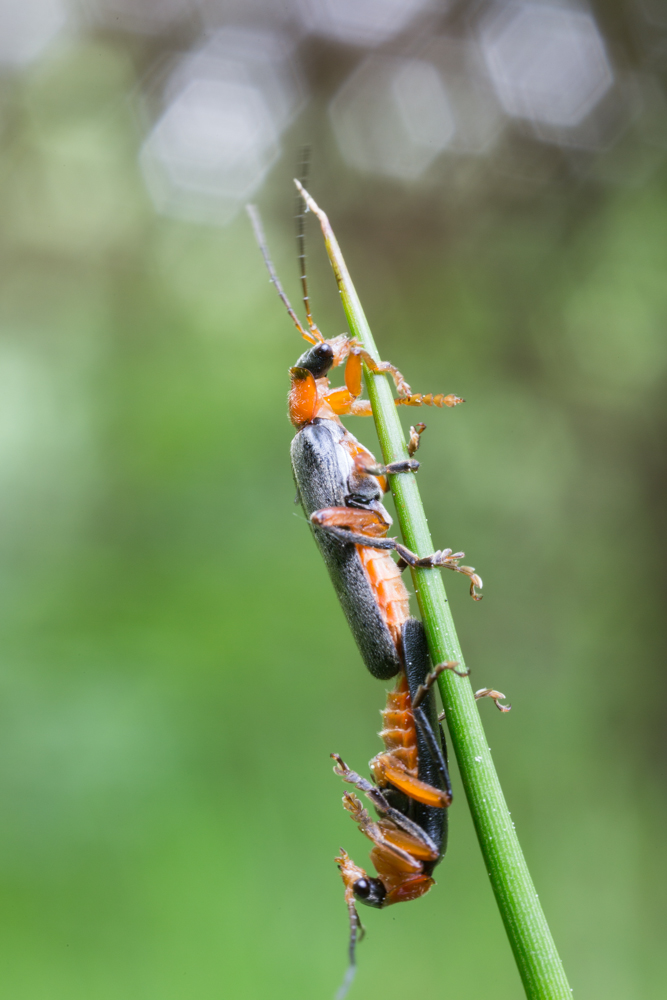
296;182;571;1000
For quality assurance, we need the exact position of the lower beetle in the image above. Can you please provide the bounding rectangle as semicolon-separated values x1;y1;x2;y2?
331;621;467;997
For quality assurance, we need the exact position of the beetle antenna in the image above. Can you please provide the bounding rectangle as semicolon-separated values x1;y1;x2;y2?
246;204;319;344
335;904;361;1000
295;145;323;341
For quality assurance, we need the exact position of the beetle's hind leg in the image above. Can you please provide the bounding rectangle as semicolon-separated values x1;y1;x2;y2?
310;506;392;537
312;520;484;601
394;543;483;601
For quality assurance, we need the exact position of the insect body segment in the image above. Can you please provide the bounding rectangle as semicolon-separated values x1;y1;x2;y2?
332;619;455;993
356;545;409;647
292;419;408;678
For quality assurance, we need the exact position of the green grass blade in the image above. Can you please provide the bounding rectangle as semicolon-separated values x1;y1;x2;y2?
296;180;572;1000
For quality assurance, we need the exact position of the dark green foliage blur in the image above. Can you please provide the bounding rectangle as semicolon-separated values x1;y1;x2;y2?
0;24;666;1000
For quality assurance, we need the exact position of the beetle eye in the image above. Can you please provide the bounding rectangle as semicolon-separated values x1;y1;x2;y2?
353;876;387;909
353;878;371;898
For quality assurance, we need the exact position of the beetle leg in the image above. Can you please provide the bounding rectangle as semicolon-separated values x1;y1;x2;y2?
324;386;362;416
342;790;438;866
396;392;464;408
344;350;363;397
348;399;373;417
340;792;425;870
352;348;412;398
412;662;469;711
362;459;420;476
394;543;483;601
314;525;397;549
331;756;403;823
408;423;426;457
313;522;483;601
370;752;450;809
331;754;440;855
322;388;380;420
310;506;392;537
475;688;512;713
347;344;461;410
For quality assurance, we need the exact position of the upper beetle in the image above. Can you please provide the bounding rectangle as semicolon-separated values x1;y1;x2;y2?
247;201;482;681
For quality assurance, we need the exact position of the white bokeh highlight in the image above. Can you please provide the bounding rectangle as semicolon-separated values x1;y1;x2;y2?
330;55;455;181
422;38;505;155
480;3;614;136
140;29;303;225
394;61;455;153
297;0;437;48
0;0;67;68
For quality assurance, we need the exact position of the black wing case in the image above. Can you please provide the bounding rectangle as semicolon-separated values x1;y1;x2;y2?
291;420;402;680
402;617;449;867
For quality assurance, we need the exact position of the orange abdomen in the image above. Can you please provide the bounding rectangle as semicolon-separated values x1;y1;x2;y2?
356;545;410;645
378;673;418;774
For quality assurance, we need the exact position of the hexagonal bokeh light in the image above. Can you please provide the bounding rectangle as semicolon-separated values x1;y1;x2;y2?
140;28;303;225
296;0;438;48
480;2;614;139
0;0;67;68
421;37;505;155
330;54;456;181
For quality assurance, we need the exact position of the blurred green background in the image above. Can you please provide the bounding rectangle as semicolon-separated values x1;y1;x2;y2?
0;3;665;999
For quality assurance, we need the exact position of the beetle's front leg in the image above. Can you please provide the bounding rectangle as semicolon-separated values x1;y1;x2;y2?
396;393;464;408
331;754;440;854
339;791;424;870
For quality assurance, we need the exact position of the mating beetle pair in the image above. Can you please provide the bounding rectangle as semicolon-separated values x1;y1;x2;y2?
248;187;486;995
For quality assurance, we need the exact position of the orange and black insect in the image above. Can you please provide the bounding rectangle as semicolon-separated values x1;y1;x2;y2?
246;191;482;682
331;627;467;997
